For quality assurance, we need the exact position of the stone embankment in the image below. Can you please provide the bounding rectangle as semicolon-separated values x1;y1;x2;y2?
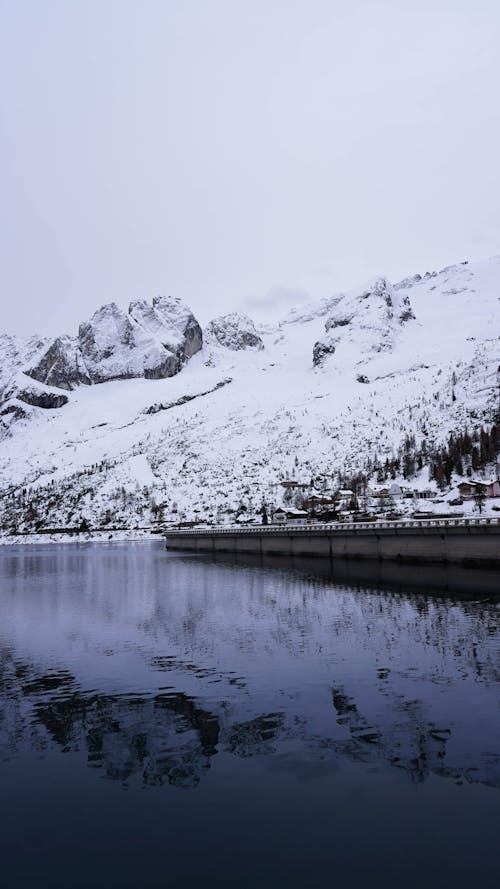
166;517;500;566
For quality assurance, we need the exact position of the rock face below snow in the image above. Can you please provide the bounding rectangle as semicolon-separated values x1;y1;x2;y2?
314;277;415;367
26;336;91;390
313;336;336;367
16;384;68;409
129;295;203;364
206;313;264;350
26;296;202;389
0;375;69;437
0;334;48;398
78;302;167;383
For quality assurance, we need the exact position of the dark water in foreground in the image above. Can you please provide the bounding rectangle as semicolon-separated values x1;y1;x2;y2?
0;543;499;889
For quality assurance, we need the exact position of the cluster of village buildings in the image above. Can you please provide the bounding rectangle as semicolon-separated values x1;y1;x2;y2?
271;477;500;525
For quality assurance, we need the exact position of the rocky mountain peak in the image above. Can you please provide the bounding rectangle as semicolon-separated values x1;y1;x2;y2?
314;277;415;367
205;313;264;351
2;296;203;417
26;335;91;390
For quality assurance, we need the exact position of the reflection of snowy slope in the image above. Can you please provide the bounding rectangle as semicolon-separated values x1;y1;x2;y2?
0;256;499;531
2;560;498;791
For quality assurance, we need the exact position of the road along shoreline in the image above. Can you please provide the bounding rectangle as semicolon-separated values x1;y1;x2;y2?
166;518;500;567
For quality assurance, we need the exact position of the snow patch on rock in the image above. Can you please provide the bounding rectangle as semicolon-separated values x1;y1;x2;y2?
7;296;203;398
314;277;415;367
26;335;91;390
205;313;264;351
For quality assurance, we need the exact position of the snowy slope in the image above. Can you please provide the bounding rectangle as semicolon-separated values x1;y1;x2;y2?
0;257;499;532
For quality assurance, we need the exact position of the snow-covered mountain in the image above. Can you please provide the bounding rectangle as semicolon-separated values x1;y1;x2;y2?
0;257;499;534
0;295;202;399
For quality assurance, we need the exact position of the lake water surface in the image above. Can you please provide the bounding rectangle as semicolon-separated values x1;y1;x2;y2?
0;542;499;888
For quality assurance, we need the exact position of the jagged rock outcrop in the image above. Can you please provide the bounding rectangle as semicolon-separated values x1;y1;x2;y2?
0;376;68;438
151;295;203;360
78;302;167;383
0;400;31;420
26;336;91;390
0;331;72;430
313;336;336;367
129;295;203;373
3;373;69;408
0;333;48;397
206;313;264;350
0;296;203;430
324;277;414;334
394;273;423;291
16;385;68;409
24;296;203;389
313;277;415;367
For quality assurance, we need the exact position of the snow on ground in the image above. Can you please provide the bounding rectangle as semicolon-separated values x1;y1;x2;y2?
0;530;160;546
0;256;499;532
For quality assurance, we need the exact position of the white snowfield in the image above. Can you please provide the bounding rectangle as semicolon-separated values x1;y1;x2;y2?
0;256;499;532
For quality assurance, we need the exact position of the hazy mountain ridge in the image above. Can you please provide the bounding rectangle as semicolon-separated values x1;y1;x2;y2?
0;257;499;533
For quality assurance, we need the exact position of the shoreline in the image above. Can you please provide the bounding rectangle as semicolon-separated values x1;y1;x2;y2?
166;519;500;567
0;529;161;546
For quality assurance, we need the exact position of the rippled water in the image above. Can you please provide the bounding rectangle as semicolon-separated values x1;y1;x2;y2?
0;542;499;888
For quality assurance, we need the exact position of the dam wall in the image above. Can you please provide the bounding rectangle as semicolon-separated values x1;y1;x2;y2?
166;518;500;566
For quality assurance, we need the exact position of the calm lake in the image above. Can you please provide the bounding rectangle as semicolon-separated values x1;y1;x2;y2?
0;542;498;888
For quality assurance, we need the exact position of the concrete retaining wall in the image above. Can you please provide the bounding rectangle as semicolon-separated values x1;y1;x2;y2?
166;519;500;566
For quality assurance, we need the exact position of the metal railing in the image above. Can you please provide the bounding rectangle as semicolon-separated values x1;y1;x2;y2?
166;516;500;536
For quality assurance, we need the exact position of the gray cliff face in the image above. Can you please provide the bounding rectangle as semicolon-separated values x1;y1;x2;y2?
16;386;69;409
151;295;203;359
0;377;69;437
26;336;91;390
142;354;180;380
0;333;48;398
205;313;263;351
0;334;74;434
79;299;203;383
182;315;204;359
129;296;202;372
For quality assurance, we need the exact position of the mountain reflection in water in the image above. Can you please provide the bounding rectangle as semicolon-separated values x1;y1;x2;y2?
1;546;498;792
0;542;498;888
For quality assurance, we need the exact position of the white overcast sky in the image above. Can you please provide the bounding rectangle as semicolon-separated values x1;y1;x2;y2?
1;0;500;336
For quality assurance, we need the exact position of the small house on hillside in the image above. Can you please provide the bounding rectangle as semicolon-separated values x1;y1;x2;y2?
458;480;500;499
417;488;435;500
388;485;435;500
457;481;480;499
273;508;308;526
303;494;335;510
369;487;391;499
335;489;354;509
